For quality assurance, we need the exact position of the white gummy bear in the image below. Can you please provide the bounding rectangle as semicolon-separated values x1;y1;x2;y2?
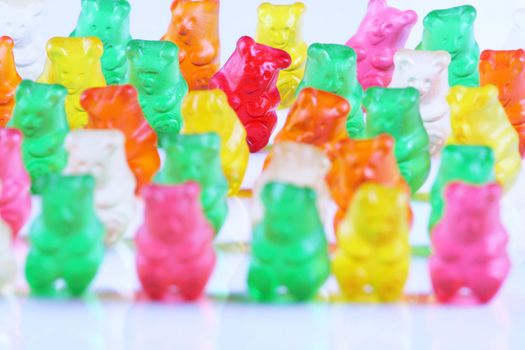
505;9;525;50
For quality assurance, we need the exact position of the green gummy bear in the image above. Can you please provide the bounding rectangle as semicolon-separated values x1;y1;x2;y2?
71;0;132;85
248;182;330;302
8;80;69;194
25;174;105;297
364;87;430;194
127;39;188;141
298;43;364;138
416;5;480;87
155;133;228;234
429;145;496;232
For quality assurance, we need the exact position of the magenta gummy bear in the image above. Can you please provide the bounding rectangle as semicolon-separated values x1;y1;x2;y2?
346;0;417;90
0;128;31;237
430;182;510;304
135;182;216;301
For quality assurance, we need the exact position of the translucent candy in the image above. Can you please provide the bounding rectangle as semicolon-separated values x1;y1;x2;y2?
0;36;22;127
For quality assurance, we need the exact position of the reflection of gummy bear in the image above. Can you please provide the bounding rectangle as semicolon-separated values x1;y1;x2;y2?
182;89;249;196
417;5;480;87
0;213;16;290
64;130;136;246
0;128;31;238
429;145;495;231
0;36;22;127
364;87;430;193
430;182;509;304
480;50;525;158
162;0;220;90
390;49;451;156
155;133;228;234
8;81;69;194
298;43;364;138
25;175;105;297
256;3;307;109
210;36;290;153
127;40;188;140
333;183;410;302
346;0;417;90
447;85;521;191
71;0;132;85
82;85;161;194
136;182;216;301
38;37;106;129
248;182;330;302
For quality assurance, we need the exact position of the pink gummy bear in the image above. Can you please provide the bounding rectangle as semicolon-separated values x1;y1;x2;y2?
430;182;510;304
0;128;31;237
346;0;417;90
135;182;216;301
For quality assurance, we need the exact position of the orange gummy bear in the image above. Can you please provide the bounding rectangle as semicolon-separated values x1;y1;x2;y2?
0;36;22;127
82;85;161;193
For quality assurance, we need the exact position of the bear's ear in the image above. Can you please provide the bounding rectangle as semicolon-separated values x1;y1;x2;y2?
481;84;499;102
237;36;255;56
334;97;350;116
303;186;317;203
433;51;451;70
126;40;143;61
114;0;131;20
16;80;33;100
403;87;420;105
275;49;292;69
183;181;200;200
400;10;417;25
368;0;386;13
47;38;68;61
205;132;221;152
394;50;414;72
81;174;96;191
49;84;68;105
511;49;525;75
86;37;104;58
447;86;468;105
290;2;306;16
479;50;497;73
363;87;383;108
375;133;395;155
159;42;179;66
1;36;15;50
485;182;502;202
28;0;43;17
460;5;477;25
257;3;272;18
104;131;124;155
308;43;329;62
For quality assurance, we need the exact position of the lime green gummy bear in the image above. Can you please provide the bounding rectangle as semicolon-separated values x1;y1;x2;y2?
71;0;132;85
8;80;69;194
155;133;228;234
429;145;496;232
25;174;105;297
416;5;480;87
298;43;364;138
248;182;330;302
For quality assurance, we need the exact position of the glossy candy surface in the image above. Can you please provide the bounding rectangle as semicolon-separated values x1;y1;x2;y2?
162;0;220;90
0;36;22;127
210;36;290;152
333;183;411;302
181;89;249;196
136;182;216;301
430;182;510;304
346;0;417;90
248;182;330;302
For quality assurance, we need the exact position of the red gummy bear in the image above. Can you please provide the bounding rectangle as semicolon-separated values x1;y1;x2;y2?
135;182;216;301
82;85;161;193
0;128;32;237
210;36;291;153
430;182;510;304
0;36;22;127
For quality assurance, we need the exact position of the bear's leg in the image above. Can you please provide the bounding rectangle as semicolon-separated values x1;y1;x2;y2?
247;259;278;302
286;258;330;301
137;258;171;301
25;251;59;296
63;249;103;297
374;260;409;302
467;257;510;304
429;258;462;303
332;253;367;300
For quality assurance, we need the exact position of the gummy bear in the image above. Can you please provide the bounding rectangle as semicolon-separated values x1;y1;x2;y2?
136;182;216;301
71;0;132;85
447;85;521;191
161;0;220;90
0;0;45;80
181;89;249;196
155;133;228;234
364;87;430;194
0;36;22;127
429;145;496;231
127;39;188;140
390;49;451;156
0;128;31;237
333;183;411;302
64;130;136;246
297;43;364;138
430;182;510;304
25;174;105;297
480;49;525;158
253;141;331;224
248;182;330;302
38;36;106;129
8;80;69;194
0;211;16;291
210;36;291;153
256;2;307;109
82;85;161;194
326;134;411;231
345;0;417;90
416;5;480;87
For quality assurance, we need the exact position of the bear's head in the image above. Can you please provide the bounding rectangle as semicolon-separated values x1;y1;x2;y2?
438;145;495;182
168;0;219;45
0;1;43;46
256;2;305;50
182;89;236;133
0;36;21;85
269;141;330;181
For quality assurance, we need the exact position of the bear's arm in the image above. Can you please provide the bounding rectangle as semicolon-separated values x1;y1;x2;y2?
450;53;478;78
286;44;307;71
347;42;367;62
0;88;15;104
245;93;271;117
30;219;61;253
189;41;218;66
370;49;394;70
27;133;65;158
152;90;183;113
102;48;126;71
251;224;276;263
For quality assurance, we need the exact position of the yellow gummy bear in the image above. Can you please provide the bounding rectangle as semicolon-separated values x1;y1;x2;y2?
256;2;307;109
447;85;521;191
182;89;249;196
332;183;411;303
38;37;106;129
